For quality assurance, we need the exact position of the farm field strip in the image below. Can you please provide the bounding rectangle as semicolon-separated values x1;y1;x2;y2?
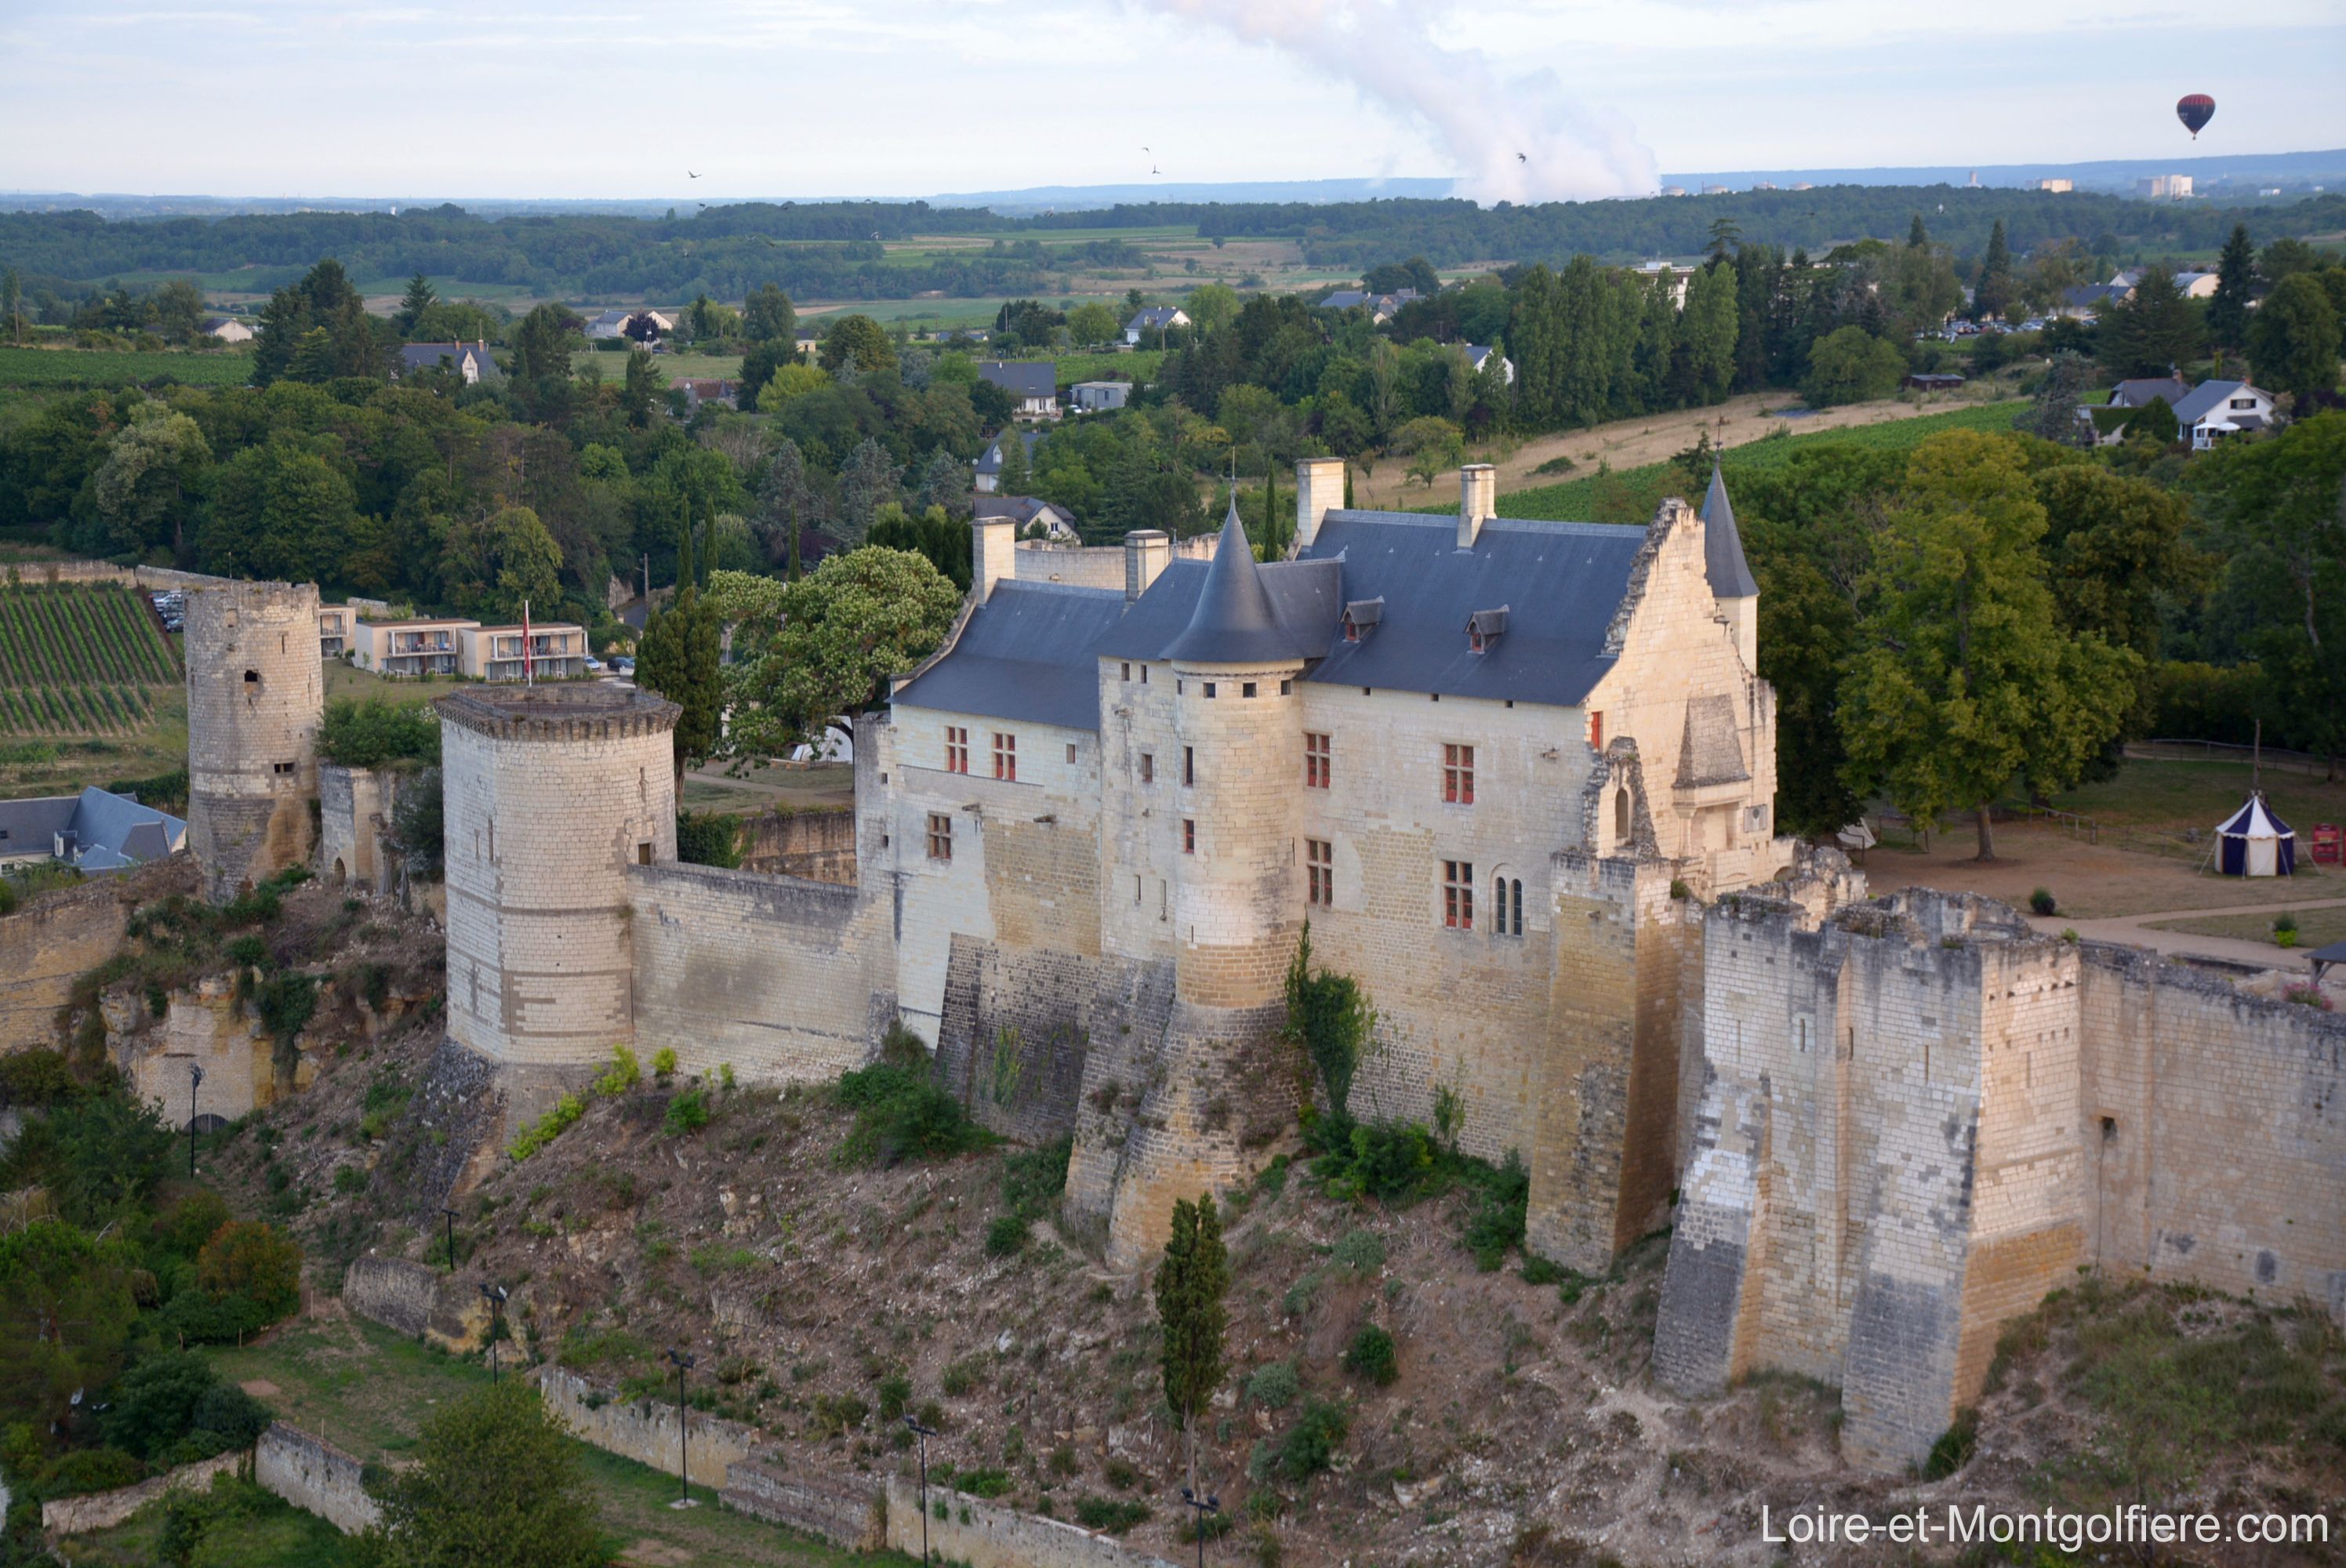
0;583;180;735
0;345;256;388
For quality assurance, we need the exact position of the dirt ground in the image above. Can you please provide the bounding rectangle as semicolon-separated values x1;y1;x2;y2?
1854;818;2338;922
1346;387;1999;512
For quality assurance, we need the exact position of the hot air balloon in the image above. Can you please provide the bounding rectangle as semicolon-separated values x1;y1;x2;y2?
2176;94;2215;139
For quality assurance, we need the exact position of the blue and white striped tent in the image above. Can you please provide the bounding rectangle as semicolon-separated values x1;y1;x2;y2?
2212;793;2294;877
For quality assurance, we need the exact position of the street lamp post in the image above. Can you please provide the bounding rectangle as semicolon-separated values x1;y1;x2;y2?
438;1207;459;1273
667;1348;697;1508
478;1283;507;1382
903;1415;938;1565
187;1063;204;1178
1180;1486;1221;1568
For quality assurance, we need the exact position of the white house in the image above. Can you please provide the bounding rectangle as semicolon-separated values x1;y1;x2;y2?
2171;379;2276;450
974;430;1040;495
977;361;1059;420
1123;306;1190;345
586;307;676;341
201;315;254;344
1069;380;1133;413
395;341;500;384
1463;345;1515;385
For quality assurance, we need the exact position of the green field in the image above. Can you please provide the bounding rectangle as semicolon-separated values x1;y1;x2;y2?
0;345;254;389
572;347;745;381
0;582;181;736
1494;401;2026;524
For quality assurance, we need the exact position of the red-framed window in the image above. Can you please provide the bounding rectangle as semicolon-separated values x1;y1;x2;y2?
993;731;1016;781
1443;859;1475;929
945;726;968;774
1304;731;1330;789
927;813;953;861
1306;839;1332;907
1443;743;1475;804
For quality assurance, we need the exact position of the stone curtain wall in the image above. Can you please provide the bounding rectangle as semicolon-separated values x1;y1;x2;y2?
533;1367;761;1491
626;862;895;1086
255;1423;380;1533
39;1449;246;1535
882;1475;1185;1568
1654;889;2346;1472
933;936;1176;1144
0;873;138;1051
721;1459;884;1550
342;1256;443;1338
735;807;857;884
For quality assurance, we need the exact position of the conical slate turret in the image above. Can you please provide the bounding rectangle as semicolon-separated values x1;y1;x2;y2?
1164;495;1307;662
1701;463;1757;601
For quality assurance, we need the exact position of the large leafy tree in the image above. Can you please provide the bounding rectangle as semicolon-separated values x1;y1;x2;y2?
1802;325;1906;408
357;1380;605;1568
2246;274;2342;404
2098;268;2204;379
836;436;902;539
2192;412;2346;768
742;282;797;344
2032;460;2209;728
85;401;212;561
252;259;382;385
634;585;724;782
1154;1194;1229;1504
723;546;958;760
1837;431;2137;859
818;313;895;376
0;1219;140;1432
200;436;358;583
438;504;563;624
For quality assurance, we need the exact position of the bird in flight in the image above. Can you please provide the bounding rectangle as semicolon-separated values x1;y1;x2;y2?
1516;152;1527;163
688;170;701;179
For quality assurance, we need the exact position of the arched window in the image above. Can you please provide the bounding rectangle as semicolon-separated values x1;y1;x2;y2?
1613;787;1629;844
1491;875;1526;937
1510;878;1524;936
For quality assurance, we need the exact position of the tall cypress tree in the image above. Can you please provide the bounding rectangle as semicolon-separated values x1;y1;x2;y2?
1261;461;1279;560
1155;1195;1229;1504
1975;220;2014;321
2207;223;2257;354
1908;214;1930;249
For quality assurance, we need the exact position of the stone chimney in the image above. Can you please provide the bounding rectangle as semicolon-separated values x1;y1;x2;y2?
1458;463;1496;549
1124;529;1171;601
971;517;1016;606
1294;456;1345;553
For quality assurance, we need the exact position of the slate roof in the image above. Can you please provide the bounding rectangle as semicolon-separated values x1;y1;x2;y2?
1700;465;1757;600
893;499;1661;726
0;786;185;871
977;361;1057;400
397;342;499;379
2109;376;2192;409
975;495;1077;534
2172;379;2257;426
891;582;1129;731
1163;502;1319;663
1125;307;1187;331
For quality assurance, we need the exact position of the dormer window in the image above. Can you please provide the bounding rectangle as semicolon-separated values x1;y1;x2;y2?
1465;606;1509;654
1341;597;1385;643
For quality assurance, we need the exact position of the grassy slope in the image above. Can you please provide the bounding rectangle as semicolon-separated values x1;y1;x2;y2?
2035;757;2346;838
1490;400;2026;524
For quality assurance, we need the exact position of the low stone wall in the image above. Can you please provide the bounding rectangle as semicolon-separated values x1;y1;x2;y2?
883;1475;1183;1568
342;1255;488;1350
256;1423;380;1534
40;1448;246;1536
533;1366;761;1491
735;807;856;884
721;1458;882;1550
3;558;231;591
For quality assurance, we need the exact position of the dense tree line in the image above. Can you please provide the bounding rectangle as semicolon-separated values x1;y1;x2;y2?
3;188;2337;304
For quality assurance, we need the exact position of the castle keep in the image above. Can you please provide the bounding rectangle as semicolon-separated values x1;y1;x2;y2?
171;463;2344;1470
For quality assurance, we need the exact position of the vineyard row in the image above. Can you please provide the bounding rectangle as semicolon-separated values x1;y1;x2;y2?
0;583;180;688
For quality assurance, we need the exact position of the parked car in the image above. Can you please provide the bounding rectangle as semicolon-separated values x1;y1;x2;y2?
611;656;635;675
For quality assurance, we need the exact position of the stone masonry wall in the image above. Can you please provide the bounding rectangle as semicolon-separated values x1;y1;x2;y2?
721;1459;883;1550
255;1423;380;1534
535;1366;761;1490
183;580;321;902
932;936;1175;1145
626;860;894;1086
1654;889;2346;1473
0;868;162;1052
883;1475;1184;1568
736;806;857;884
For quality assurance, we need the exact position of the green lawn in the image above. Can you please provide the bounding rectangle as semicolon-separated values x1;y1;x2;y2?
56;1480;358;1567
1483;401;2026;524
202;1315;902;1566
324;662;449;707
2031;757;2346;839
572;347;745;381
2148;905;2346;947
0;345;254;389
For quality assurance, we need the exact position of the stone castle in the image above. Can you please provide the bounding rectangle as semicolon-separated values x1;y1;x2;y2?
169;461;2344;1472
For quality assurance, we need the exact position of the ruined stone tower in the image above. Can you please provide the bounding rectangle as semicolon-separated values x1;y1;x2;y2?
438;686;679;1092
184;580;323;902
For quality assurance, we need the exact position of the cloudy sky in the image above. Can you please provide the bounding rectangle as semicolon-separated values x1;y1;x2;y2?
2;0;2337;201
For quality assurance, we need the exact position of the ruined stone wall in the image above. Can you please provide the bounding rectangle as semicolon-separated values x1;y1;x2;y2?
735;806;856;884
184;580;321;901
255;1424;380;1534
2078;946;2345;1314
1654;889;2346;1473
881;702;1099;1040
318;763;416;895
119;978;271;1127
534;1366;761;1490
723;1460;882;1549
626;861;894;1085
440;691;676;1071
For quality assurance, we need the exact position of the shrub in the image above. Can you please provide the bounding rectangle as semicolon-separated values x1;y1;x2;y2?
651;1047;677;1080
189;1381;272;1449
674;810;742;868
2274;911;2298;949
2028;887;2057;916
875;1374;912;1421
592;1045;641;1096
1330;1229;1384;1272
104;1351;219;1459
1342;1325;1399;1387
1270;1399;1349;1480
317;699;441;768
195;1221;302;1320
984;1214;1030;1258
508;1092;584;1160
1245;1360;1300;1410
1074;1495;1152;1533
1462;1151;1529;1270
0;1048;82;1107
37;1446;143;1500
662;1087;709;1136
332;1164;368;1194
833;1064;985;1167
955;1467;1011;1498
1923;1407;1978;1479
153;1189;232;1261
939;1356;986;1397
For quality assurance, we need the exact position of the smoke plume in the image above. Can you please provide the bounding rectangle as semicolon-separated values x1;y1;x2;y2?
1138;0;1657;204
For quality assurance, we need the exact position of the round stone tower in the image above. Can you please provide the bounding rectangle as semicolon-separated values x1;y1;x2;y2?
1164;501;1311;1007
184;580;323;902
435;685;680;1080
